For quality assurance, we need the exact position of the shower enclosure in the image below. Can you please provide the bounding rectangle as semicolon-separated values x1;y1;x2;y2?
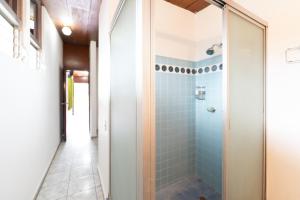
154;2;224;199
152;0;267;200
107;0;266;200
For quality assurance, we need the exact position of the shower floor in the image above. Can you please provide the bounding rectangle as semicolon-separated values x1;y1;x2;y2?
156;177;221;200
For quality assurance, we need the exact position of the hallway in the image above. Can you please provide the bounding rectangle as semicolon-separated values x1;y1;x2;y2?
36;133;103;200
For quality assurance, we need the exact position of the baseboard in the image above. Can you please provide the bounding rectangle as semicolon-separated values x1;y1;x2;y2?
98;166;109;200
33;142;61;200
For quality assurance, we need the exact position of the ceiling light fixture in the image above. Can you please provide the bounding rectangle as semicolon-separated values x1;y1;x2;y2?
62;26;72;36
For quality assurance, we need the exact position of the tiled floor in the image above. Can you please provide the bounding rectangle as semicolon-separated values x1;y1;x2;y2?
36;137;103;200
36;83;103;200
156;177;221;200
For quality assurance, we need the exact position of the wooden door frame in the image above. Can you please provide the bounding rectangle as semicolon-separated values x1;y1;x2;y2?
60;68;67;141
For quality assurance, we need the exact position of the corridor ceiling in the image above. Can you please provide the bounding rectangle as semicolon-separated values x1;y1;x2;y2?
166;0;210;13
42;0;100;45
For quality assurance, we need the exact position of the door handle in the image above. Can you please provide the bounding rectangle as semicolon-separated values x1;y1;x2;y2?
61;102;68;105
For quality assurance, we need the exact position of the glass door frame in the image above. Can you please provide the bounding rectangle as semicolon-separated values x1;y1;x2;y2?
109;0;147;199
222;2;267;200
109;0;126;196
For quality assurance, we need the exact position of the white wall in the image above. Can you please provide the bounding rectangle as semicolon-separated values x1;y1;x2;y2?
0;7;63;200
154;0;222;61
98;0;120;198
0;15;14;57
194;6;222;60
154;0;197;61
89;41;98;137
229;0;300;199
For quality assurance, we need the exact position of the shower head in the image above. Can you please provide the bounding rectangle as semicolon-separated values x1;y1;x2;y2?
206;43;223;56
206;48;215;55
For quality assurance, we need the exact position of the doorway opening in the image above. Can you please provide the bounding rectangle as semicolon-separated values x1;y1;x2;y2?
154;1;223;199
64;69;90;142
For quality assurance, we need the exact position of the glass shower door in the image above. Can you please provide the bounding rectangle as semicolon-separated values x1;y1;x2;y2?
223;5;266;200
110;0;137;199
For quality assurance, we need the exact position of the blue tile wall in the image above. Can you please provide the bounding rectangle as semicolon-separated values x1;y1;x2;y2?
156;55;223;193
156;71;196;190
195;72;223;194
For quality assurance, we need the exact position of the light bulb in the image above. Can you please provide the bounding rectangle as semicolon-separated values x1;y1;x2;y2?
62;26;72;36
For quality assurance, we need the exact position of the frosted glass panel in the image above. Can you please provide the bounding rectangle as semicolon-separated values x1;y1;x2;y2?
225;9;265;200
110;0;137;199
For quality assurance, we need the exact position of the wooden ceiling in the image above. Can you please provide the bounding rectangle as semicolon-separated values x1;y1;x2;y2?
42;0;100;45
166;0;210;13
64;43;90;70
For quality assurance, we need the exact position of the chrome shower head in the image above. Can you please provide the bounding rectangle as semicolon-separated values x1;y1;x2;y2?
206;43;223;55
206;48;215;55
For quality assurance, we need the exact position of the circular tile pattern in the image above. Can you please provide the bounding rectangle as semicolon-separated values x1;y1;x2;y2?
212;65;217;71
219;64;223;70
155;64;160;71
155;63;223;74
204;67;210;73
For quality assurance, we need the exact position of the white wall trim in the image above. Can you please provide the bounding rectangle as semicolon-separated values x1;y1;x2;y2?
90;40;98;138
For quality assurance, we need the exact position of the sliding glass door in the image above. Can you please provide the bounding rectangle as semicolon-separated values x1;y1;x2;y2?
110;0;137;199
223;5;266;200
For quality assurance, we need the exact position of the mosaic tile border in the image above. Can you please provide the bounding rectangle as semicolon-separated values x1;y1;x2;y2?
155;63;223;75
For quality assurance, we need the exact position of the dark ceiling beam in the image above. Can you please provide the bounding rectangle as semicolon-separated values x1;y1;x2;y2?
63;43;90;70
186;0;210;13
165;0;210;13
